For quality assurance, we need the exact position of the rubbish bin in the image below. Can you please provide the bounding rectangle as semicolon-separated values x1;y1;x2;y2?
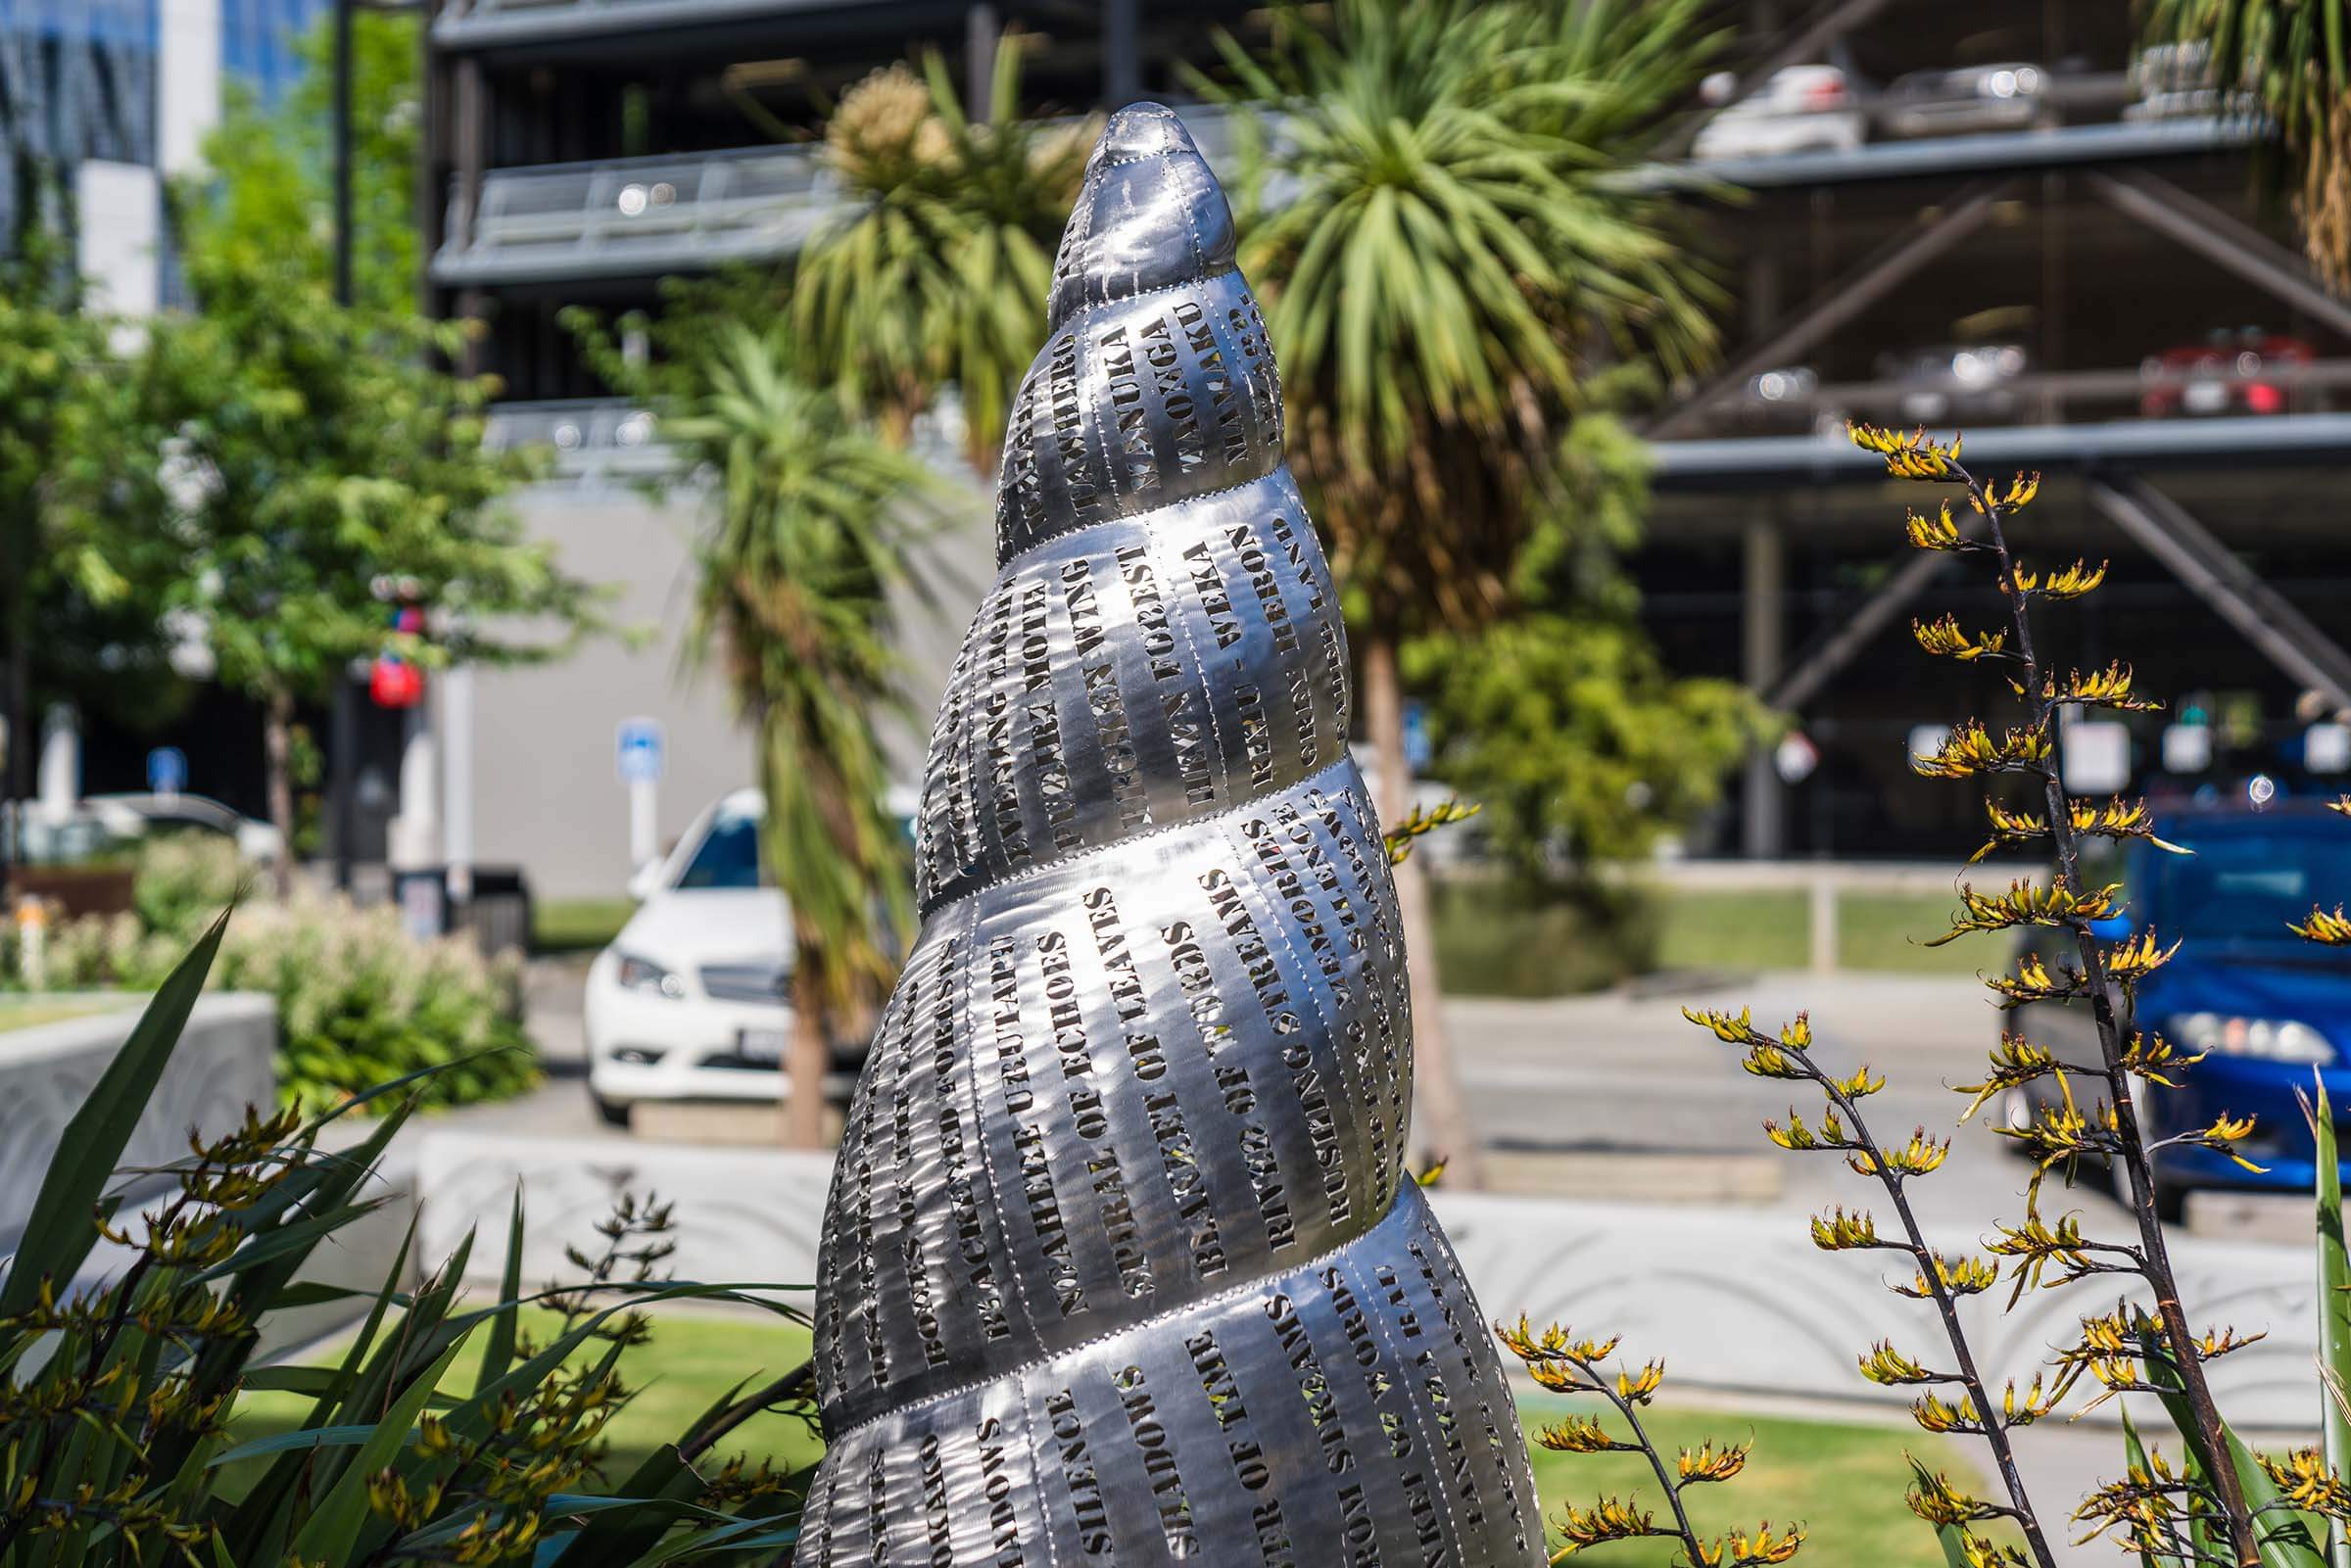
389;865;533;962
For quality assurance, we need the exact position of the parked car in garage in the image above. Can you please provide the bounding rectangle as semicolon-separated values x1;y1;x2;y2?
1692;66;1867;161
1878;340;2030;423
2125;40;2258;122
1998;803;2351;1219
2140;327;2318;418
1880;63;2048;139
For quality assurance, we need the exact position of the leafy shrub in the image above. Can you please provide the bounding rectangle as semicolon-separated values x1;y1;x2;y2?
0;919;812;1564
1505;424;2351;1567
10;836;535;1112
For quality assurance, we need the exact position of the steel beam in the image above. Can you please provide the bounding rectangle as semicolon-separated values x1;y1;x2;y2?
2085;475;2351;712
1658;0;1891;161
1650;180;2015;439
1742;519;1787;855
2087;170;2351;344
1768;541;1972;713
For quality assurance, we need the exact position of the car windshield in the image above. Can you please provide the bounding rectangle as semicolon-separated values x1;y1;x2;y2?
675;809;765;889
2145;827;2351;945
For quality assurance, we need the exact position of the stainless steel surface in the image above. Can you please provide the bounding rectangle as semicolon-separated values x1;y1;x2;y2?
797;104;1540;1565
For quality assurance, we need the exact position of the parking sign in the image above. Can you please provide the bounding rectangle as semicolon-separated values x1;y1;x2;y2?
617;718;665;784
147;746;188;796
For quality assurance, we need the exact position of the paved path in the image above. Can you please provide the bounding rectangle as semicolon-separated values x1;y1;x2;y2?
493;961;2135;1235
429;963;2276;1564
1450;970;2136;1234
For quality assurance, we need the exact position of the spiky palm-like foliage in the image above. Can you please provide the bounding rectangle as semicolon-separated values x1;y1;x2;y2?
1203;0;1725;1183
2143;0;2351;287
792;49;1093;474
666;326;932;1147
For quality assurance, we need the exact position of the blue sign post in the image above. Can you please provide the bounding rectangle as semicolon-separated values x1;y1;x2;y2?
617;718;666;871
616;719;665;784
147;746;188;796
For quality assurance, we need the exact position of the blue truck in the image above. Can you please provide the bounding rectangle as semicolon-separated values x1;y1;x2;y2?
2002;802;2351;1219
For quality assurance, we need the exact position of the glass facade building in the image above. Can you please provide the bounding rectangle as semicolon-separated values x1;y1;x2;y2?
221;0;329;107
0;0;329;307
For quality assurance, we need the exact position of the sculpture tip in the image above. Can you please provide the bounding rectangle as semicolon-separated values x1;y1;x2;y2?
1090;101;1200;166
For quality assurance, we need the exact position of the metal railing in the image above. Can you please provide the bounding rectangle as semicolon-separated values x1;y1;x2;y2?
484;399;675;485
432;104;1269;288
437;144;840;285
434;0;865;49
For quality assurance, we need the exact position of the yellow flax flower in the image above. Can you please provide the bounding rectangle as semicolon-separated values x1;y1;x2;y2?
1810;1208;1883;1251
1857;1341;1940;1385
1904;499;1970;550
2293;905;2351;945
1913;614;2008;661
1892;1251;2000;1300
2003;557;2107;599
1849;1126;1949;1177
1678;1440;1752;1484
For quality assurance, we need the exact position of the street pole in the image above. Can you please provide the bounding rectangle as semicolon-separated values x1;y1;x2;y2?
328;0;358;889
1103;0;1139;108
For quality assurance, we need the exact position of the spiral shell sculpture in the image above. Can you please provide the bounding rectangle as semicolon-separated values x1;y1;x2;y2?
796;104;1541;1566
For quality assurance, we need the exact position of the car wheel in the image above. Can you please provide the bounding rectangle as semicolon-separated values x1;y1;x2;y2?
590;1084;632;1129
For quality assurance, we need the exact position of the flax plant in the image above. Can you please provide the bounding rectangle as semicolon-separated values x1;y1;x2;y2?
1497;1319;1801;1567
1666;423;2314;1568
0;919;813;1566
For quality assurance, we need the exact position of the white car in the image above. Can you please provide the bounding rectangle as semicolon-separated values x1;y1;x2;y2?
1692;66;1868;161
585;789;833;1128
75;792;283;863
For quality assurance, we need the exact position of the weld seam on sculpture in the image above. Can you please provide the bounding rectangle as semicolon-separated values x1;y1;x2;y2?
990;466;1286;576
817;1171;1419;1449
921;753;1357;920
801;100;1539;1567
1039;267;1247;341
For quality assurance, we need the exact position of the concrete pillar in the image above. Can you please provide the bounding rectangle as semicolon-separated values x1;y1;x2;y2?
442;666;475;904
967;4;1001;120
1103;0;1140;108
157;0;221;178
1742;518;1787;859
36;706;77;826
389;706;440;870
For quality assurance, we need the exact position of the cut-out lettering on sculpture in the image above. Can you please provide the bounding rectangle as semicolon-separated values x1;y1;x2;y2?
797;103;1539;1567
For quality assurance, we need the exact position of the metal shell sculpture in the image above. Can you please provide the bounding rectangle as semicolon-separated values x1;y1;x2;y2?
797;104;1541;1566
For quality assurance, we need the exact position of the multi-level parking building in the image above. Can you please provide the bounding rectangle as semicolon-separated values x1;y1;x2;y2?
425;0;2351;888
419;0;1271;895
1651;4;2351;861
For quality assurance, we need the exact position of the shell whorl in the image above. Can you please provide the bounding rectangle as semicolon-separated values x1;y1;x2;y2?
799;105;1541;1566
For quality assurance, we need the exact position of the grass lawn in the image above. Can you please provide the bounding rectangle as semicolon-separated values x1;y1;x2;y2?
1837;892;1998;974
1434;882;1996;995
232;1307;1974;1559
1653;889;1808;973
1519;1393;1983;1565
532;898;638;957
0;996;127;1030
226;1307;825;1493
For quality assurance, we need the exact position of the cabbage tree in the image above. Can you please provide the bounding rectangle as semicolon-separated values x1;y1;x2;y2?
665;326;933;1148
1209;0;1725;1180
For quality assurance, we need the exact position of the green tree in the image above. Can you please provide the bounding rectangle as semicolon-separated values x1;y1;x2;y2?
1208;0;1725;1182
182;7;421;317
138;233;600;894
664;325;933;1148
0;187;177;809
792;49;1093;471
2144;0;2351;290
1407;419;1769;873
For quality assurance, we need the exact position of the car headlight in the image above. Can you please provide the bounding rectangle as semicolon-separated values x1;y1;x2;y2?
616;952;686;1000
2167;1011;2334;1064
